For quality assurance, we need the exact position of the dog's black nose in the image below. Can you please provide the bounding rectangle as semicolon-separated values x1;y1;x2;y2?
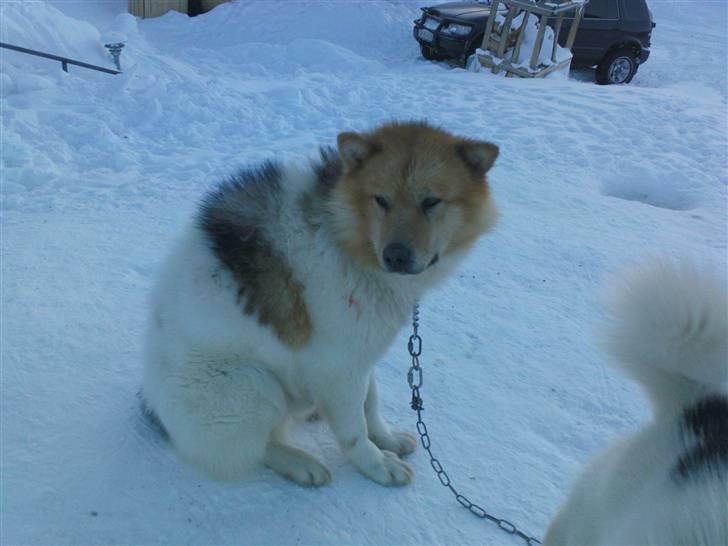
383;243;414;274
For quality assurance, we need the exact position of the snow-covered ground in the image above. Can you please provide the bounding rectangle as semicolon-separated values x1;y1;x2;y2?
1;1;726;543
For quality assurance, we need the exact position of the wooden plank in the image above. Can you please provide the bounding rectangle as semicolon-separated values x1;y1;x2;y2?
128;0;143;17
502;0;585;16
480;0;500;52
509;10;530;66
477;53;571;79
514;58;571;78
130;0;188;18
201;0;229;11
476;53;500;72
564;4;584;50
492;5;517;74
551;12;565;62
528;13;548;70
496;6;517;58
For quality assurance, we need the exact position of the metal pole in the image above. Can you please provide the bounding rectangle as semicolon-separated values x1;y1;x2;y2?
0;42;121;75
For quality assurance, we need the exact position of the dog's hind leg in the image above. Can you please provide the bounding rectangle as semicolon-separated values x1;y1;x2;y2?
264;442;331;487
542;510;569;545
155;362;288;481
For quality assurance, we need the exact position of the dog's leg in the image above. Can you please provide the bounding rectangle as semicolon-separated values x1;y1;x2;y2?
543;485;593;544
365;375;416;456
542;510;569;546
264;442;331;487
314;372;414;486
155;363;288;481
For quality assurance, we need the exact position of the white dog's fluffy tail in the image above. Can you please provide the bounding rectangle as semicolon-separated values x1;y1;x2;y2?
604;259;727;415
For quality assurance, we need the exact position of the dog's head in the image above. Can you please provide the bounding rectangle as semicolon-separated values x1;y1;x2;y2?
327;121;499;275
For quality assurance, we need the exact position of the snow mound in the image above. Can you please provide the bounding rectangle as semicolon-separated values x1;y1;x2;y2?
601;170;700;211
211;38;386;77
141;0;423;65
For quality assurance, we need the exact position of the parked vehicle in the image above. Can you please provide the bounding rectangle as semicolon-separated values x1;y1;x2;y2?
412;0;655;84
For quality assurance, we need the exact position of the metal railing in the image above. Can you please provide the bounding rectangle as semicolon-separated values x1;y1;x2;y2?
0;42;121;75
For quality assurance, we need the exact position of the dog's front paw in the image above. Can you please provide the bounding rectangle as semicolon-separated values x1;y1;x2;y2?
371;430;417;457
358;450;414;486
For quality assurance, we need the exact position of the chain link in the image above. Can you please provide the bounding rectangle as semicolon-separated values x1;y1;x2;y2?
406;304;541;546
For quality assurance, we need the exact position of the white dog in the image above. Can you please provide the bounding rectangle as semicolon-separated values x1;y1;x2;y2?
544;259;727;545
141;121;500;486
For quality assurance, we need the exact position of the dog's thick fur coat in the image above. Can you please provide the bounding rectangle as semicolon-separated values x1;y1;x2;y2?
544;260;728;545
142;122;499;486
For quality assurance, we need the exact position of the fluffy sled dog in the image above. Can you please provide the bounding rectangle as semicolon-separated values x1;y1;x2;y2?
544;259;727;545
142;121;500;486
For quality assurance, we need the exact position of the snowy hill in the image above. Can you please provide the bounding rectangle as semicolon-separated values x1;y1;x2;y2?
1;1;726;544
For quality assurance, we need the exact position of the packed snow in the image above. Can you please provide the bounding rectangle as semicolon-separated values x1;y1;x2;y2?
1;1;726;544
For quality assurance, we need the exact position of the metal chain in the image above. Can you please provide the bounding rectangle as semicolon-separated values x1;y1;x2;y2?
407;304;542;546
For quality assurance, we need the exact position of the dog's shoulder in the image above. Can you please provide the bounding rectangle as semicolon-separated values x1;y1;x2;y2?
196;161;314;349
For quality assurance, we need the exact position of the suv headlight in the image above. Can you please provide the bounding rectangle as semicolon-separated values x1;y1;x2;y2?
423;17;440;31
442;23;472;36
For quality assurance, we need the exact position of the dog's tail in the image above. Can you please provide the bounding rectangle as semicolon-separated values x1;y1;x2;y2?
603;258;727;415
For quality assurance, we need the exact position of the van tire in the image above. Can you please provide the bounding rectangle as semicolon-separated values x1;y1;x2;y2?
596;48;638;85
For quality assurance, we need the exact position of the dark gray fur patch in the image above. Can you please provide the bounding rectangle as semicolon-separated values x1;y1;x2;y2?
300;147;343;230
138;391;169;441
674;395;728;481
198;161;312;349
313;146;343;191
200;161;282;228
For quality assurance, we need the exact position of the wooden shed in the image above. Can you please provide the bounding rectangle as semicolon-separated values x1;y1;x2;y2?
128;0;230;19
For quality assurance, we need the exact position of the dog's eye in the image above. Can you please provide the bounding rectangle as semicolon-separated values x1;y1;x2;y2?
421;197;441;212
374;195;390;211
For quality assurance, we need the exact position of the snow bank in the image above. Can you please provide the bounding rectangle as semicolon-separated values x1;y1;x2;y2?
140;0;424;64
0;1;114;93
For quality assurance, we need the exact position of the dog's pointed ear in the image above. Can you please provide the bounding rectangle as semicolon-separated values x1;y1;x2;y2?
337;131;377;171
457;140;499;175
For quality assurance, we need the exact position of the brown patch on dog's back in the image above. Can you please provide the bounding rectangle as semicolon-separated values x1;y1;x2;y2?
200;162;312;350
223;227;311;349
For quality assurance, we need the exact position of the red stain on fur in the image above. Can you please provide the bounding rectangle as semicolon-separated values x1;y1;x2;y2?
347;292;362;318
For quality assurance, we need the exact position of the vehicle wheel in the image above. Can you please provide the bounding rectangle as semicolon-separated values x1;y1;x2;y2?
420;44;441;61
596;48;638;85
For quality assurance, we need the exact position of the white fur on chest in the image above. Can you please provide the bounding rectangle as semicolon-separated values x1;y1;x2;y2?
271;184;420;399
